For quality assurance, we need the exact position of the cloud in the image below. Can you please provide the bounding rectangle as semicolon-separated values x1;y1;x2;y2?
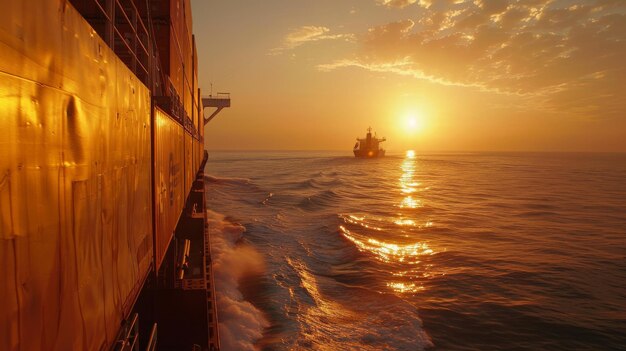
321;0;626;118
378;0;418;8
318;57;494;91
473;0;510;15
272;25;354;54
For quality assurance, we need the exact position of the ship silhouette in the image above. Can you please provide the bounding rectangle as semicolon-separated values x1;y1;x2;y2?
354;127;386;158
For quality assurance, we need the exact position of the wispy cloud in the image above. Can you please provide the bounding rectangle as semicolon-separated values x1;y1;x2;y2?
317;57;527;96
271;26;354;54
378;0;418;8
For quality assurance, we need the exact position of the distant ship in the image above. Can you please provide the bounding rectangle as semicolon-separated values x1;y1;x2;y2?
354;127;386;158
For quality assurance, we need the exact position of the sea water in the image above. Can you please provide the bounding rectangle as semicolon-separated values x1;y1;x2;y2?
205;151;626;351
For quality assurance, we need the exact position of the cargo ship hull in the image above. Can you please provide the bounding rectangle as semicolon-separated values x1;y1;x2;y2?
0;1;221;350
354;149;386;158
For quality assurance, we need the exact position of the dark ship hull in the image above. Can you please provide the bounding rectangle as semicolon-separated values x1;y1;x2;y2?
354;149;386;158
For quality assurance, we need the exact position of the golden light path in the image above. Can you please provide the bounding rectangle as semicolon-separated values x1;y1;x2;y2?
399;150;420;209
394;219;416;226
339;226;434;264
339;150;436;294
386;282;424;293
343;214;384;231
393;149;434;293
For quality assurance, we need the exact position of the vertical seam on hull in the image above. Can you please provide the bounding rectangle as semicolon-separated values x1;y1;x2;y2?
12;236;21;350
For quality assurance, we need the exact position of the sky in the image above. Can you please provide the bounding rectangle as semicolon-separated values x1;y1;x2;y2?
191;0;626;152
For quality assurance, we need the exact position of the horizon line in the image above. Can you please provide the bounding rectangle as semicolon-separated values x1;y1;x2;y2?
204;149;626;154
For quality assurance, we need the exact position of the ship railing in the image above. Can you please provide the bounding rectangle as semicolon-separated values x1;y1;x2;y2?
203;92;231;99
145;323;157;351
70;0;152;88
202;93;231;110
113;0;151;82
113;313;139;351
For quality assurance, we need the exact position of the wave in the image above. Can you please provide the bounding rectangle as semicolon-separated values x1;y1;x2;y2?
204;175;252;185
291;175;342;191
298;190;340;210
206;210;269;351
339;225;434;265
295;178;321;189
284;257;433;350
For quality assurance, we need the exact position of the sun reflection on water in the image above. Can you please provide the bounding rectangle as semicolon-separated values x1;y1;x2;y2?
339;150;439;295
394;219;416;226
343;214;384;231
386;282;424;293
399;151;421;209
339;226;434;264
400;196;420;208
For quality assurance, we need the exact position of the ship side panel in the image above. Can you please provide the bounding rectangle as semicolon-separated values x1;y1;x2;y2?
153;107;185;270
184;129;194;196
198;87;204;166
191;35;198;134
0;1;152;350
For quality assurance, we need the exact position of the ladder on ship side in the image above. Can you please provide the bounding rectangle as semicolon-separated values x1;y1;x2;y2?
113;313;158;351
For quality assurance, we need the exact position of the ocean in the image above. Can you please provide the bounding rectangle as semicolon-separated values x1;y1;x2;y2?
204;151;626;351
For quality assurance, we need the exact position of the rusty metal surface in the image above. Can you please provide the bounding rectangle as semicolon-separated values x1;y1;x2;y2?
0;1;152;349
197;89;204;172
153;107;184;270
184;132;194;195
192;139;202;180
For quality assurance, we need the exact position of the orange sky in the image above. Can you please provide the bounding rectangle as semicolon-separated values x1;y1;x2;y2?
191;0;626;152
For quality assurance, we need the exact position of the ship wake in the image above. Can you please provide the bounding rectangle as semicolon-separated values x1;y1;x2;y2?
206;210;269;351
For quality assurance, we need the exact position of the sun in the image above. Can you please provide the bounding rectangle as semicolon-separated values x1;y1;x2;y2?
404;113;423;132
394;107;429;141
407;117;417;129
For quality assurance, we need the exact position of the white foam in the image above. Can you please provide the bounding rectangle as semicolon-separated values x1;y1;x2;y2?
206;210;269;351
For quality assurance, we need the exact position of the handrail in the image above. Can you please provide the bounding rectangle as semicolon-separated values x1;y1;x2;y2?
122;0;151;39
76;0;151;83
146;323;157;351
113;313;139;351
114;0;150;57
203;93;230;99
115;0;136;32
113;26;149;76
90;0;111;23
